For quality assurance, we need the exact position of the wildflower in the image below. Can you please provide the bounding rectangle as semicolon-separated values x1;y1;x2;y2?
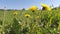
13;11;18;15
18;21;21;24
25;14;30;18
29;6;38;12
36;16;40;19
40;3;51;11
54;28;56;31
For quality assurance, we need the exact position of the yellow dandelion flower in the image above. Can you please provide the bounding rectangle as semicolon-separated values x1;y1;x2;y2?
29;6;38;12
40;3;51;11
25;14;30;18
13;11;18;15
36;16;40;19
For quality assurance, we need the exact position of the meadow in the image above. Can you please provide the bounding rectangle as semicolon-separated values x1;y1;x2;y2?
0;8;60;34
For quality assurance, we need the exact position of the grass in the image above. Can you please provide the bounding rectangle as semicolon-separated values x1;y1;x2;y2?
0;9;60;34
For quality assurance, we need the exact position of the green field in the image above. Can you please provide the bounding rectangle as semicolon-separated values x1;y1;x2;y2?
0;9;60;34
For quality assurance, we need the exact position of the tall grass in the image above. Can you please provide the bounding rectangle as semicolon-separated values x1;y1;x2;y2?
0;9;60;34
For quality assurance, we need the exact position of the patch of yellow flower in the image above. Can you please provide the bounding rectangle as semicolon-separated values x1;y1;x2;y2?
40;3;51;11
13;11;18;15
25;14;30;18
29;6;38;11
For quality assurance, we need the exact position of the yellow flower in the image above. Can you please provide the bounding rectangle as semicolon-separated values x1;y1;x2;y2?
25;14;30;18
13;11;18;15
29;6;38;11
36;16;40;19
40;3;51;11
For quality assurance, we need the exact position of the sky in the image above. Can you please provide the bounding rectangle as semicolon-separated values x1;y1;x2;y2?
0;0;60;9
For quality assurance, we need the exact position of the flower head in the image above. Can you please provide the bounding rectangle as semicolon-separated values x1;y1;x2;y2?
29;6;38;12
25;14;30;18
40;3;51;11
13;11;18;15
36;16;40;19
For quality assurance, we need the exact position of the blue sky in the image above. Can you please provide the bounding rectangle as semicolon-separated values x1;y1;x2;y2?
0;0;60;9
